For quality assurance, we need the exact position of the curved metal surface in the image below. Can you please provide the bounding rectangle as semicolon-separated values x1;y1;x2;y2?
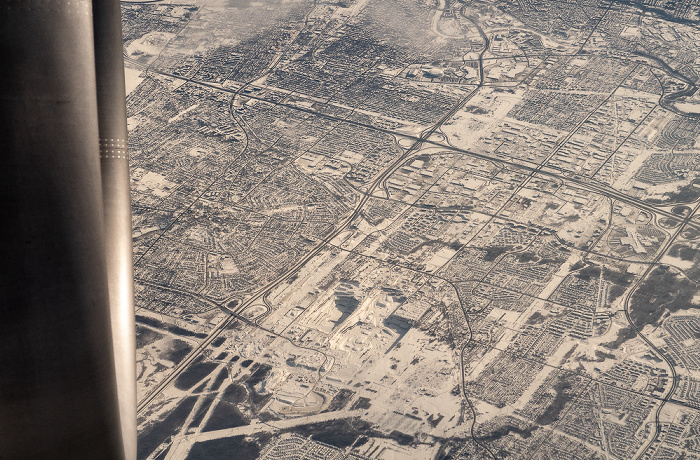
93;0;137;458
0;1;125;458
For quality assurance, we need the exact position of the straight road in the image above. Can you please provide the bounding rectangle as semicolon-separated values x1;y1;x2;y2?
149;69;700;234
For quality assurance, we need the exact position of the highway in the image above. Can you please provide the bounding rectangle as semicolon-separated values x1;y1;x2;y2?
144;68;700;238
131;12;700;460
136;24;493;413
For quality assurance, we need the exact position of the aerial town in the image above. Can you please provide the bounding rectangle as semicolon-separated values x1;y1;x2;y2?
123;0;700;458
